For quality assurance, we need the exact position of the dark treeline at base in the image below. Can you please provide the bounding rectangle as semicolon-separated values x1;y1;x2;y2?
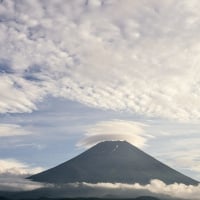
0;196;161;200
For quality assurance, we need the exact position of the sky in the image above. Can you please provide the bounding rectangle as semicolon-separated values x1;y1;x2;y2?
0;0;200;196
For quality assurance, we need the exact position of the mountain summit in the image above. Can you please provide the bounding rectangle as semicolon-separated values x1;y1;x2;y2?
29;141;198;185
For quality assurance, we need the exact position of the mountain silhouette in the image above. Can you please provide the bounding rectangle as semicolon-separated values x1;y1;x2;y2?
29;141;198;185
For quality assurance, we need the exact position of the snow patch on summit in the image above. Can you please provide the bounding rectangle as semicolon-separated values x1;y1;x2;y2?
112;145;119;152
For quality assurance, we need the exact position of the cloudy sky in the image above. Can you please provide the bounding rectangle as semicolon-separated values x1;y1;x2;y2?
0;0;200;193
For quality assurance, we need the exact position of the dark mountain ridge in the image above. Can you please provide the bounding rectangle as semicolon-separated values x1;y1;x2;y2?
28;141;198;185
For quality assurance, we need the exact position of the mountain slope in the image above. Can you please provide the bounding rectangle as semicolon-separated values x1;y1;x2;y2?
28;141;198;185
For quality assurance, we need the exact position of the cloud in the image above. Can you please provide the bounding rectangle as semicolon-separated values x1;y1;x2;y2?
0;124;31;137
57;180;200;199
1;177;200;199
15;143;45;150
0;75;45;113
158;147;200;180
0;159;43;175
0;0;200;120
0;174;48;192
20;180;199;199
77;120;153;148
0;159;48;192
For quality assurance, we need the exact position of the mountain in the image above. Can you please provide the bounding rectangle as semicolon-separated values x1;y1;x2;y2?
28;141;198;185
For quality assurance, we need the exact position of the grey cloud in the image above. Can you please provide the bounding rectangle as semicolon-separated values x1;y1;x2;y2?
0;158;45;192
0;174;48;192
0;59;13;74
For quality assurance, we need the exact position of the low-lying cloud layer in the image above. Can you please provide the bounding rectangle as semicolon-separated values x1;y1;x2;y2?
1;0;200;120
0;174;48;192
2;178;200;200
73;180;200;199
0;159;46;192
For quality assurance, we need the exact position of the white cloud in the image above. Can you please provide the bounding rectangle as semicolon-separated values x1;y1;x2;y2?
1;177;200;198
15;143;45;150
0;75;45;113
0;123;31;137
0;159;43;175
78;120;153;148
70;180;200;199
0;0;200;120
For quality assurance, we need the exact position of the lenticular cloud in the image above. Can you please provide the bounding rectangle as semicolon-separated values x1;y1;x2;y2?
78;120;151;148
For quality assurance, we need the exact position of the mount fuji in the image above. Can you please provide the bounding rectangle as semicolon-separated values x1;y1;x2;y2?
29;140;198;185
